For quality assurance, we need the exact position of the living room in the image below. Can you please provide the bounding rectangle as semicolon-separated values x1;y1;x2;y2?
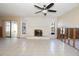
0;3;79;56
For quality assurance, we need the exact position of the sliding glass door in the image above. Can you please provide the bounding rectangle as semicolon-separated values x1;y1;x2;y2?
5;21;11;38
11;21;17;38
5;21;17;38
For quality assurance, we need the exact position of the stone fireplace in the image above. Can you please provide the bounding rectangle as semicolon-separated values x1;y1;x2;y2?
34;29;42;36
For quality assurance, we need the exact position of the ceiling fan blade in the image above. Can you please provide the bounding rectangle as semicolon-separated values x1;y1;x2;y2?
46;3;54;9
34;5;44;10
48;10;56;12
35;10;42;14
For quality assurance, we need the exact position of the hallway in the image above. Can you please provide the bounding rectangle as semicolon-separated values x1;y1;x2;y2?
0;38;79;56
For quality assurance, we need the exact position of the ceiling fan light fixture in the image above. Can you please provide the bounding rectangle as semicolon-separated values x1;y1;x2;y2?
34;3;56;16
42;10;47;13
44;13;47;16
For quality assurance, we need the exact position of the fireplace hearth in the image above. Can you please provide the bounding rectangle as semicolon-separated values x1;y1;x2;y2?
34;29;42;36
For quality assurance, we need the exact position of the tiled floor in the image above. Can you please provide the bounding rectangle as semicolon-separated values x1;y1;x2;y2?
0;38;79;56
62;39;79;49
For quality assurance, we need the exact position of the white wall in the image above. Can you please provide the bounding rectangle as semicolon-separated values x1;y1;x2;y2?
58;5;79;28
20;16;57;38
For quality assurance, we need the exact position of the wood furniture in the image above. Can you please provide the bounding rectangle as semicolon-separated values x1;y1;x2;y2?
57;28;77;48
73;28;76;48
57;28;79;39
0;27;3;38
68;28;70;45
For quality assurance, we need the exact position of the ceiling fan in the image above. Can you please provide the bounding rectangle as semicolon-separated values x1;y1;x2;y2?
34;3;56;16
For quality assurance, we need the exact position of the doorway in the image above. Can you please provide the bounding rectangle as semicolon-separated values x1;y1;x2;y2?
5;21;17;38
